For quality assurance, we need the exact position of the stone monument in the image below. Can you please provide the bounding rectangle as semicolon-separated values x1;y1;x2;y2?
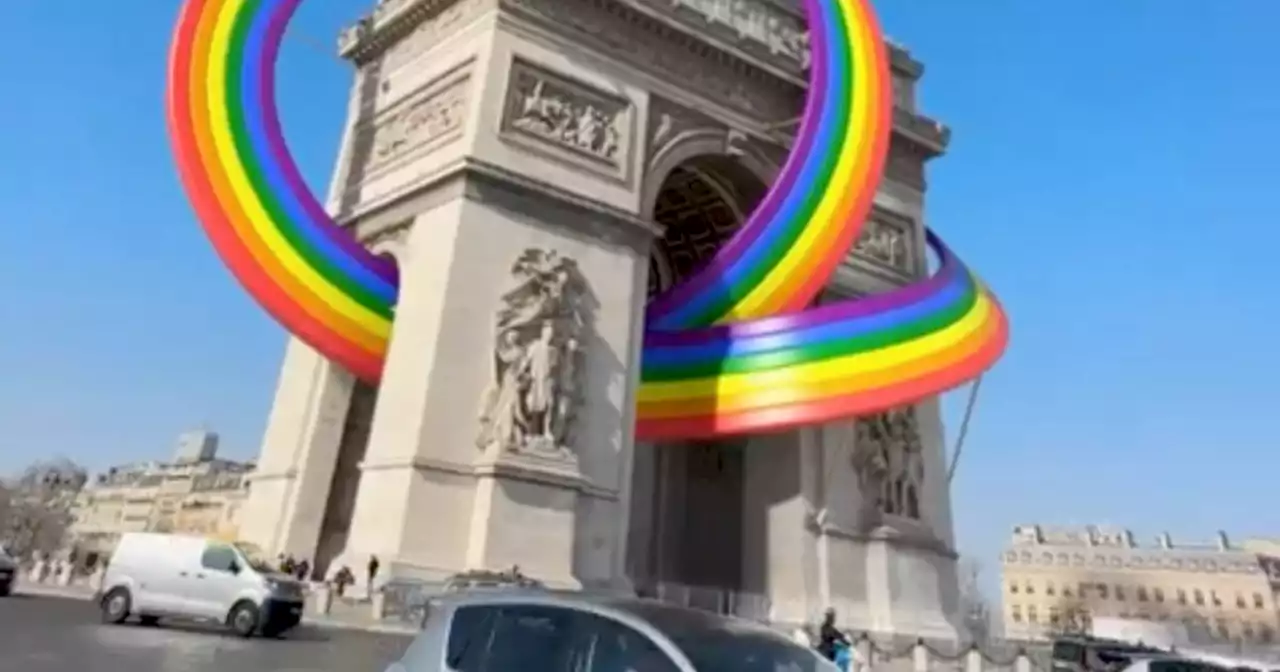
239;0;964;638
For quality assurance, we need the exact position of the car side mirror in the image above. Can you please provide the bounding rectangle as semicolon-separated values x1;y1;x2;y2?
228;561;241;575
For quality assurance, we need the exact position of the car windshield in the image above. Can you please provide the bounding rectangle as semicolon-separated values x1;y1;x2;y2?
614;602;835;672
233;541;277;574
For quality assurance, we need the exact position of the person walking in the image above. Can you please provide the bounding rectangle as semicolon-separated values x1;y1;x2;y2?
366;555;380;597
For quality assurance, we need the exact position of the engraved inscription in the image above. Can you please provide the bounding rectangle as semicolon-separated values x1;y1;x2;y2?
368;74;470;171
501;60;631;169
853;216;913;273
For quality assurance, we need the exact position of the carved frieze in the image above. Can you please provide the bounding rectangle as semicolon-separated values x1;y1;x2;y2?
501;0;803;123
650;0;810;71
500;58;633;176
852;210;915;275
365;69;471;174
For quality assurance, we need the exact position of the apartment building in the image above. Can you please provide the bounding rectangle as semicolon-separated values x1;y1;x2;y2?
1001;524;1280;644
69;430;253;563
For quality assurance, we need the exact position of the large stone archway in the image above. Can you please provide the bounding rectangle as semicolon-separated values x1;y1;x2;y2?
238;0;964;640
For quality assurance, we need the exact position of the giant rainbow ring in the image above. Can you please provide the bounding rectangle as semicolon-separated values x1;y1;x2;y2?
166;0;1008;441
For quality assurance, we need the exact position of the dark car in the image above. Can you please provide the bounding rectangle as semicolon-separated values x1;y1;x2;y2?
386;589;836;672
0;546;16;596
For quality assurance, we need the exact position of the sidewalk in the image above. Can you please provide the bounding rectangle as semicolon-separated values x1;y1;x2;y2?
14;581;417;636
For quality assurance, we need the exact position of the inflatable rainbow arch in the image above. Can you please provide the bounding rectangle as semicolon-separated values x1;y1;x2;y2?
166;0;1008;441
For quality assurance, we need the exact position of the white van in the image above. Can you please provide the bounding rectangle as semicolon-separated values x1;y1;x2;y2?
97;533;305;637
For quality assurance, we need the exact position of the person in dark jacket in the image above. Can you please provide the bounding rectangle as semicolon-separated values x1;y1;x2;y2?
817;608;850;661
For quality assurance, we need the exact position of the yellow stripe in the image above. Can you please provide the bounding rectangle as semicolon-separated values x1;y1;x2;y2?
206;0;389;340
637;293;994;402
723;0;877;320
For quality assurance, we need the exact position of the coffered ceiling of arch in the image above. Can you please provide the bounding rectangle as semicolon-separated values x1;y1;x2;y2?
648;165;744;298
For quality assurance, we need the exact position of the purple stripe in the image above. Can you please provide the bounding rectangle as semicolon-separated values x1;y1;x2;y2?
260;0;398;282
644;231;962;346
645;0;831;320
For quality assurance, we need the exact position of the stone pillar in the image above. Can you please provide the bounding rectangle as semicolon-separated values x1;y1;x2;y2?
239;341;356;557
329;14;656;591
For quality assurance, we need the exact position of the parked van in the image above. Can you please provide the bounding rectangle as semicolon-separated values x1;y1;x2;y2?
97;533;305;638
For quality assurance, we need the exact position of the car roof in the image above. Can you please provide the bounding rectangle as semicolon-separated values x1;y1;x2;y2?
428;589;785;641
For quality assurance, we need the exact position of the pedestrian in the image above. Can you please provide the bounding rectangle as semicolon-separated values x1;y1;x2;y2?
817;608;850;662
295;558;311;582
367;555;380;596
335;566;354;597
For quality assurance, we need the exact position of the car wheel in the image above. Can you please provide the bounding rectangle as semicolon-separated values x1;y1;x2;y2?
227;601;260;638
101;588;131;624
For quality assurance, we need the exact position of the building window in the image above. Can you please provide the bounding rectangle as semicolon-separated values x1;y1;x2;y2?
1011;606;1023;622
1046;581;1056;596
1025;582;1034;595
1098;584;1110;599
1236;593;1246;609
1194;589;1205;606
1049;607;1061;626
1177;589;1187;605
1028;606;1038;623
1215;621;1230;640
1210;591;1221;607
1137;587;1149;602
1260;625;1274;643
1244;624;1255;640
1009;582;1019;594
1116;585;1126;600
1253;593;1264;609
1079;582;1088;597
1153;588;1164;602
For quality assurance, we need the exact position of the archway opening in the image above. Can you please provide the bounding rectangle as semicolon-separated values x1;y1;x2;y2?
632;154;767;608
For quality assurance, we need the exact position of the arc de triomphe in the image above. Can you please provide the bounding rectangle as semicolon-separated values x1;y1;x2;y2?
238;0;964;637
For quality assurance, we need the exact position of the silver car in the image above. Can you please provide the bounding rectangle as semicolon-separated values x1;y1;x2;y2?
387;589;836;672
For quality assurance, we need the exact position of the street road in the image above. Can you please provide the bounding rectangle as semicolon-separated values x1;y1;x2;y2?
0;594;411;672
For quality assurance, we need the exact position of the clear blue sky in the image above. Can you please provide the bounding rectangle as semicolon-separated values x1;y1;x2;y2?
2;1;1278;580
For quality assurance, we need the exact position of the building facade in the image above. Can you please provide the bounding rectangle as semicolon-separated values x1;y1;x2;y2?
1001;525;1280;644
69;432;253;562
239;0;967;637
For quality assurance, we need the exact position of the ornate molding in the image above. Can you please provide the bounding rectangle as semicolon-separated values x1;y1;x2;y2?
631;0;809;73
501;0;803;123
499;58;635;180
645;95;729;170
376;0;491;74
363;63;473;176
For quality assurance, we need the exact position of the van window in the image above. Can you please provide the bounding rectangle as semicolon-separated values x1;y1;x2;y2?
445;606;499;672
1148;661;1226;672
201;544;240;573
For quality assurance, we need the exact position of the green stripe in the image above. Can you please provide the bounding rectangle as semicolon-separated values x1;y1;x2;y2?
641;282;978;382
225;1;393;319
685;2;855;327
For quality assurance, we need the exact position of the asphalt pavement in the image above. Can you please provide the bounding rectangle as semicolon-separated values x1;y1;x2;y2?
0;593;412;672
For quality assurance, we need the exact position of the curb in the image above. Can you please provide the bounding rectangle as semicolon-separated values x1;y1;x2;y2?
13;582;416;636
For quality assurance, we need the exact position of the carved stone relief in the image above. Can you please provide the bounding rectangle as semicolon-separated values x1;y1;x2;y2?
851;406;924;520
645;95;728;169
477;249;594;460
499;59;633;177
657;0;810;70
501;0;803;122
365;70;471;174
852;213;915;274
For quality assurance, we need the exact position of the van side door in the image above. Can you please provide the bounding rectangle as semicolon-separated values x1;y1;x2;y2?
189;543;243;620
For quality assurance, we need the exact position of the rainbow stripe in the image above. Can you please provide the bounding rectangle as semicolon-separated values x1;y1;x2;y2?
166;0;1008;442
168;0;397;384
